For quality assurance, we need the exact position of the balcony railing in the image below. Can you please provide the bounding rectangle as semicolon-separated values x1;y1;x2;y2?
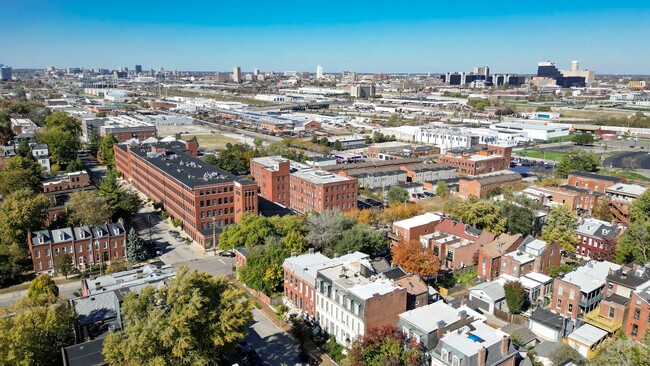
388;232;402;242
582;307;622;333
578;293;603;308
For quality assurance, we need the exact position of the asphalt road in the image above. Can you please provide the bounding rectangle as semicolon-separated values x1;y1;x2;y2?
603;151;650;169
244;309;302;366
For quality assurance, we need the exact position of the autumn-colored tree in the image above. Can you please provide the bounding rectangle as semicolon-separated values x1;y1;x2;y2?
592;199;613;222
379;203;424;226
349;326;424;366
391;240;440;278
344;208;378;226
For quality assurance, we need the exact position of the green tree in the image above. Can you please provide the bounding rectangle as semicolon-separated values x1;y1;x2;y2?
126;227;149;262
98;170;142;222
536;106;551;112
591;332;650;366
332;224;387;258
630;189;650;222
349;326;424;366
97;133;118;167
615;219;650;264
306;210;355;252
44;111;81;136
87;129;101;157
499;201;534;235
446;196;506;235
387;186;409;205
333;139;342;150
66;156;84;172
253;137;263;150
65;190;112;226
0;189;49;246
546;263;576;278
592;199;613;221
209;143;257;174
54;253;74;279
504;281;526;314
102;268;253;366
16;139;31;157
0;295;76;366
0;156;43;195
436;180;450;198
556;150;600;178
27;274;60;300
239;237;290;295
218;214;273;251
571;133;595;146
39;126;80;165
541;205;578;253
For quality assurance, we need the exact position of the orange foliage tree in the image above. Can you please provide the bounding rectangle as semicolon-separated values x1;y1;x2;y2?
391;239;440;278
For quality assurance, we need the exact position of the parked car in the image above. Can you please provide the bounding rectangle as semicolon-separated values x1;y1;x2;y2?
168;230;179;237
219;251;235;257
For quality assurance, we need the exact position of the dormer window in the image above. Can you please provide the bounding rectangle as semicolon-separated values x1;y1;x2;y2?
97;229;103;236
59;233;65;241
79;231;85;239
38;236;44;244
113;228;120;235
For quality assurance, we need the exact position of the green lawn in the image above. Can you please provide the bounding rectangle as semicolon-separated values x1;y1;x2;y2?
599;169;650;182
548;134;576;143
515;149;567;161
181;133;240;150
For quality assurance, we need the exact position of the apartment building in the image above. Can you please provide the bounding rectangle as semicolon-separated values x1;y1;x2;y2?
114;140;258;249
551;261;621;320
42;170;91;193
430;320;518;366
390;212;442;244
567;172;621;194
250;156;291;207
437;145;511;176
419;218;495;269
458;172;522;198
558;184;602;213
282;251;367;319
575;218;625;260
289;169;358;213
338;166;407;190
478;233;524;281
582;263;649;335
28;223;127;274
500;237;561;278
315;257;407;346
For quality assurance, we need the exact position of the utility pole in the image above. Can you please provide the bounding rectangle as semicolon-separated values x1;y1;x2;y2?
212;216;216;254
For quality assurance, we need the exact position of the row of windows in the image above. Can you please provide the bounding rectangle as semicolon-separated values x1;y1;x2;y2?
199;197;234;207
34;240;125;258
198;186;233;196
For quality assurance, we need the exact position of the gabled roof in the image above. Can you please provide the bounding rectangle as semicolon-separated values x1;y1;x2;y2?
480;233;523;258
567;324;607;346
529;308;564;331
569;171;621;183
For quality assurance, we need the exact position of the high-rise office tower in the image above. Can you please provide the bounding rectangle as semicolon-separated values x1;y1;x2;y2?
253;68;260;76
0;66;12;81
135;65;143;74
233;66;242;83
316;65;324;79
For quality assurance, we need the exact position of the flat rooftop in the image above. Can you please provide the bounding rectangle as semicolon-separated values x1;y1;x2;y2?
394;212;442;230
291;169;354;184
606;183;647;197
441;320;507;355
122;141;240;188
399;300;485;333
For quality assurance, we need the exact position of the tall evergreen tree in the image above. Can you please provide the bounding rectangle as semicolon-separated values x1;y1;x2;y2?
126;227;148;262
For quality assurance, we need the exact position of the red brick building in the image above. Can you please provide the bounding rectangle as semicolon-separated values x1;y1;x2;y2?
458;173;522;198
289;169;358;213
626;286;650;341
390;212;442;244
437;145;512;176
283;250;336;319
575;218;625;260
477;233;524;281
567;172;621;194
42;170;91;193
250;156;291;207
28;223;127;274
114;140;258;250
500;237;561;278
551;261;620;320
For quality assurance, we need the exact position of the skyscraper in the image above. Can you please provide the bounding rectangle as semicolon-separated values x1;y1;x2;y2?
0;66;12;81
233;66;241;83
316;65;324;79
135;64;143;74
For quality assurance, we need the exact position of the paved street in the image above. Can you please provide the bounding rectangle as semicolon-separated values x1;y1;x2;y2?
244;308;302;366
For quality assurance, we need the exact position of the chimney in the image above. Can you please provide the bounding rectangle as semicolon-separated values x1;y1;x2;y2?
458;310;468;321
291;252;297;257
501;335;509;357
436;320;445;340
478;346;487;366
308;248;315;254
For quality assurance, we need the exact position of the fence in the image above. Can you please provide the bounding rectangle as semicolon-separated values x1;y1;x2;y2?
248;288;283;307
493;308;528;325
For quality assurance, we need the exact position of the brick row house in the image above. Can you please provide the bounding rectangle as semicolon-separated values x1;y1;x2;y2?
28;223;126;274
40;170;93;226
436;145;512;176
477;233;524;281
114;140;258;250
574;218;625;260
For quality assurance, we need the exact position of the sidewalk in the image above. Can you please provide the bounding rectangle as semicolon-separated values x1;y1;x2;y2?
230;281;338;366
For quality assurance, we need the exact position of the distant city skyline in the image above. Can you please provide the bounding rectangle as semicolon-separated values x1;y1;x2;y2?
2;0;649;74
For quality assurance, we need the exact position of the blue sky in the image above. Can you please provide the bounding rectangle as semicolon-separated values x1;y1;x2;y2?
1;0;649;74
